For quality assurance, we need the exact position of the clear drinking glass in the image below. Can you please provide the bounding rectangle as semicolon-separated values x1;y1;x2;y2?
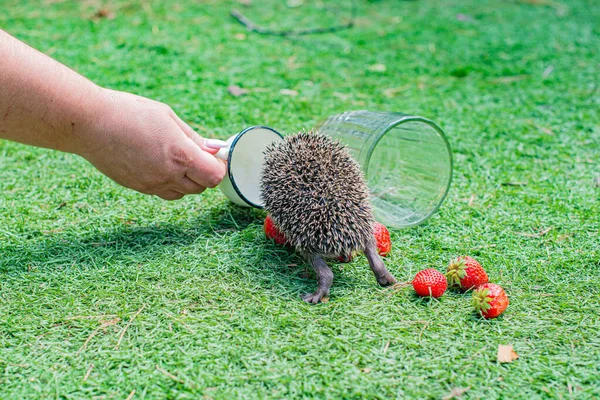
314;110;453;229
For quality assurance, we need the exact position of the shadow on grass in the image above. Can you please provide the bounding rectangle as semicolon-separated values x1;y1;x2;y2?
1;203;375;302
0;204;260;271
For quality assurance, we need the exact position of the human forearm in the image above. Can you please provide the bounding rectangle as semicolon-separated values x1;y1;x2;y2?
0;28;104;154
0;28;227;200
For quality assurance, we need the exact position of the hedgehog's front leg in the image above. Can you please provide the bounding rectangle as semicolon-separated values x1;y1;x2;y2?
364;241;397;286
302;254;333;304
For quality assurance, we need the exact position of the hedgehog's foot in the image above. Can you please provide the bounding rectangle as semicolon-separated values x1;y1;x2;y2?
364;242;397;286
302;254;333;304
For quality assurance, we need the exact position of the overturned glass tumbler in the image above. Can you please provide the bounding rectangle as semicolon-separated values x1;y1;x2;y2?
314;111;452;229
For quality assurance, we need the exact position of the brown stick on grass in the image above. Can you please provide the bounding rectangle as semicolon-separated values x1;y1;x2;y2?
115;304;146;350
156;365;183;383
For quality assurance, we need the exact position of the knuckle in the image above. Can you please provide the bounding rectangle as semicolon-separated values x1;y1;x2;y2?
158;103;173;114
160;192;183;201
136;182;154;195
171;147;192;168
206;169;225;188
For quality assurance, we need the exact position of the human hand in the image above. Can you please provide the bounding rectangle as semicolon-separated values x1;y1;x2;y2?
78;89;227;200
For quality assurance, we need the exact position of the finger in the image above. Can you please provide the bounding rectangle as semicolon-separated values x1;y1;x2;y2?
182;137;227;188
157;190;185;201
172;175;207;195
205;139;229;150
169;112;220;155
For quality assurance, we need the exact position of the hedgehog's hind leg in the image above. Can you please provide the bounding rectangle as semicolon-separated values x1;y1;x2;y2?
301;254;333;304
364;242;397;286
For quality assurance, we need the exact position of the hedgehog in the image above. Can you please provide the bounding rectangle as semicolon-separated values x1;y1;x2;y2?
260;131;397;303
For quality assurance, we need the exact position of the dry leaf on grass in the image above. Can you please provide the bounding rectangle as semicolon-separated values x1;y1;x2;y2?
443;387;470;400
492;75;529;84
286;55;303;70
368;64;387;72
280;89;298;96
100;317;120;328
333;92;350;100
361;367;371;373
383;84;411;98
228;85;248;97
497;344;519;363
93;8;115;20
542;65;554;78
287;0;304;7
321;297;330;303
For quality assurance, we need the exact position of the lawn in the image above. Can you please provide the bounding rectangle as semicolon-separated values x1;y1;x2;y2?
1;0;599;398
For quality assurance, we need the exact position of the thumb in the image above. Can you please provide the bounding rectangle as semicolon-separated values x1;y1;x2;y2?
199;138;230;155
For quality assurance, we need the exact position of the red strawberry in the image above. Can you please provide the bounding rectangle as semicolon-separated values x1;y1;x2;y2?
446;256;489;291
264;215;287;245
338;254;354;263
412;268;447;298
472;283;509;319
373;222;391;256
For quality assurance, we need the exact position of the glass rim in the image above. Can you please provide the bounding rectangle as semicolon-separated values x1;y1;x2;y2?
363;114;453;228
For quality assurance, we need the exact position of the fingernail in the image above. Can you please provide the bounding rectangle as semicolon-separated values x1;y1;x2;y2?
204;139;230;149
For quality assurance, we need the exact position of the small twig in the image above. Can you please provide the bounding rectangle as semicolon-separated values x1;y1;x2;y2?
468;194;476;207
442;386;471;400
91;241;117;247
230;1;356;37
156;365;183;383
382;341;390;354
418;321;430;341
387;281;411;297
126;390;136;400
79;318;121;354
164;311;196;334
501;181;528;187
35;322;70;339
492;75;530;84
66;315;117;321
83;364;94;381
115;304;146;350
466;346;488;361
473;243;497;250
78;328;102;354
516;226;553;238
141;1;155;19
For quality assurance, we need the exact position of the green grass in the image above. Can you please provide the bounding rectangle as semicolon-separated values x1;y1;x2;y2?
1;0;599;398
